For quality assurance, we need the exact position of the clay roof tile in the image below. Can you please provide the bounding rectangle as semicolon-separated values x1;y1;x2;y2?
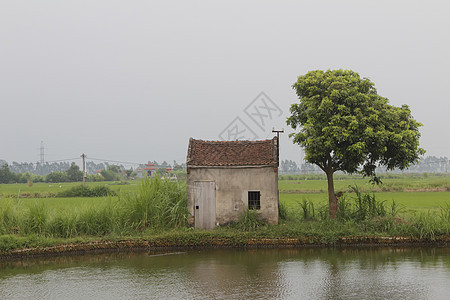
187;137;278;167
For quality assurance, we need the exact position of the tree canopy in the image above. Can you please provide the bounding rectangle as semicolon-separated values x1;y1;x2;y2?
66;162;83;182
287;69;425;217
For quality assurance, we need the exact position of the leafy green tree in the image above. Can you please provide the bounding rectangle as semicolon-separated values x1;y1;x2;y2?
46;171;68;183
107;165;121;174
287;70;425;218
125;168;133;179
0;164;13;183
66;162;83;182
100;169;120;181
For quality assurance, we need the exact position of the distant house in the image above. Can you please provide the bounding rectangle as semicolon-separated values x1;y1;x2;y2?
135;167;143;178
186;137;279;229
144;163;156;177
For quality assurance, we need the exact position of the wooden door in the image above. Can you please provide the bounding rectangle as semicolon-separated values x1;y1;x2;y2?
194;181;216;230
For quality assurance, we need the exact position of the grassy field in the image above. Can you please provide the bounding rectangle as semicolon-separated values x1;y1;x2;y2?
281;191;450;215
278;173;450;193
0;174;449;254
1;175;449;215
0;181;139;196
278;173;450;216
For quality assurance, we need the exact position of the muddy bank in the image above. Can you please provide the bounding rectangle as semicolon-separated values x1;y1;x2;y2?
1;235;449;260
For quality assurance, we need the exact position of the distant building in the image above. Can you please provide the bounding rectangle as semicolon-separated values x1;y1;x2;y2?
144;163;156;177
135;167;144;178
186;137;279;229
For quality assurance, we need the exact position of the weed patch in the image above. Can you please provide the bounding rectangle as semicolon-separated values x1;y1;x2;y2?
57;185;116;197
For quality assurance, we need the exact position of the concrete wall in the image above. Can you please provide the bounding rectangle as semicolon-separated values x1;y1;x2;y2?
187;166;278;227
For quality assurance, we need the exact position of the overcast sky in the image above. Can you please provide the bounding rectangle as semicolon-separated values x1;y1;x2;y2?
1;0;449;167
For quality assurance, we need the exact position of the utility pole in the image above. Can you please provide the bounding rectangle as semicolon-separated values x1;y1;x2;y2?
272;128;284;165
81;153;86;186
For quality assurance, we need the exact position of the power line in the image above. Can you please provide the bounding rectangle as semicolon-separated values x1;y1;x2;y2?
9;158;80;166
42;158;80;163
87;157;143;166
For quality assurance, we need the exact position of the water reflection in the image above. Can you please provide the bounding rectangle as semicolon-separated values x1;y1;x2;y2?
0;247;449;299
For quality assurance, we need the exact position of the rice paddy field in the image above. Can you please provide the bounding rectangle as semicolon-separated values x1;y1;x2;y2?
0;173;449;216
279;174;450;215
0;174;449;254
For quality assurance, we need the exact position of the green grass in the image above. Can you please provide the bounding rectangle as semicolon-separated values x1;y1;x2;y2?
280;191;450;215
278;173;450;193
0;180;140;197
0;177;187;239
9;197;112;214
0;174;449;253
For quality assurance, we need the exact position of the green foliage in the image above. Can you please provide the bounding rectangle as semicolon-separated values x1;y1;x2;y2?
336;186;386;221
0;176;187;238
107;165;121;174
23;202;47;235
278;201;288;221
299;200;316;220
66;162;83;182
440;203;450;223
0;199;20;234
46;172;68;183
0;164;13;184
100;169;120;181
0;175;448;254
47;211;78;238
287;69;425;217
407;212;450;240
237;209;265;231
349;185;386;220
57;185;117;197
120;176;187;230
389;200;404;218
288;69;425;177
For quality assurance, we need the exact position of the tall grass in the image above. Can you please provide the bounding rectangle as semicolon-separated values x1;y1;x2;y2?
337;186;386;221
237;209;265;231
299;200;316;220
120;176;187;231
0;178;448;244
0;176;187;238
278;201;288;221
0;199;20;234
278;185;449;239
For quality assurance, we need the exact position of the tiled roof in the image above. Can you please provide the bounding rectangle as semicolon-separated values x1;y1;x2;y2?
187;137;278;167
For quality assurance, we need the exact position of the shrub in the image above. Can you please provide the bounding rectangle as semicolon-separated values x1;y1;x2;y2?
337;186;386;222
278;201;288;221
299;200;316;221
237;209;265;231
119;176;188;230
57;185;116;197
23;202;47;235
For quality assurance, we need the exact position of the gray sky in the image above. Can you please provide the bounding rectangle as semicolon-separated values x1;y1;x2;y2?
1;0;449;167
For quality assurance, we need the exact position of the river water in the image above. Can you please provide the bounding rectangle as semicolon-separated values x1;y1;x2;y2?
0;247;449;299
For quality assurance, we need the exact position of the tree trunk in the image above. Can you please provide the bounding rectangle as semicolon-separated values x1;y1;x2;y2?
326;170;338;219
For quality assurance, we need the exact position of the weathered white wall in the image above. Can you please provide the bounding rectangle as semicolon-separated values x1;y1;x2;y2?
187;166;279;227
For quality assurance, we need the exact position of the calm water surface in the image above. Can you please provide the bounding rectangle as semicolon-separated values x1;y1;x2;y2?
0;247;449;299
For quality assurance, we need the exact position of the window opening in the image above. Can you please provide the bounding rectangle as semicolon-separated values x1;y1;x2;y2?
248;191;261;210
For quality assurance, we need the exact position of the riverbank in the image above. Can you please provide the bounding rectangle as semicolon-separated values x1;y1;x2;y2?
1;233;449;260
1;176;448;260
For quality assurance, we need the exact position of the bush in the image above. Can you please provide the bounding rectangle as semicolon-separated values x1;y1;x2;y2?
278;201;288;221
46;172;69;183
119;176;188;231
299;199;316;220
57;185;117;197
336;186;386;222
237;209;265;231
